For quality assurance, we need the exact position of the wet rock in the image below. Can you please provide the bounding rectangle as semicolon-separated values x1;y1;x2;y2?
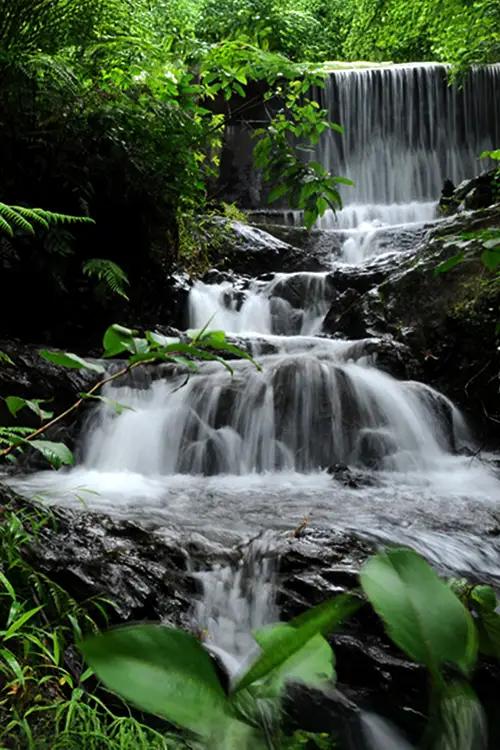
0;339;100;467
267;273;337;311
319;205;500;442
205;217;319;274
4;488;500;746
207;217;302;276
359;336;421;380
327;463;376;489
322;288;371;338
356;429;399;469
438;170;497;215
327;463;360;487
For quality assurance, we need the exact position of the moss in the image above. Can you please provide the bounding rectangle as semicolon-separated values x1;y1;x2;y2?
450;274;499;321
178;205;247;277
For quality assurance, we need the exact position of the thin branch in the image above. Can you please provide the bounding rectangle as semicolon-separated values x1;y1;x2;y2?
0;361;139;459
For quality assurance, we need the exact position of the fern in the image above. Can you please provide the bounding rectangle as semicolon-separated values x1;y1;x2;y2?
0;426;33;447
82;258;130;300
0;350;14;366
0;202;95;237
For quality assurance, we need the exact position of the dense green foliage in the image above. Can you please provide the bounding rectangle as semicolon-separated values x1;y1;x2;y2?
343;0;500;70
0;501;338;749
191;0;500;68
1;0;498;343
0;502;193;749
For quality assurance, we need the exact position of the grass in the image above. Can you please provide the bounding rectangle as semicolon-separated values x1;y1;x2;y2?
0;498;193;750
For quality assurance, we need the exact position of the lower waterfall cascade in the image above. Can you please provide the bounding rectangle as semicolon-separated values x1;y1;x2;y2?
12;258;500;579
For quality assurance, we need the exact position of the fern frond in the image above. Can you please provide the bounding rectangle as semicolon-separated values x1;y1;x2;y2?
0;214;14;237
82;258;130;300
0;426;33;447
43;228;76;257
32;209;95;227
0;204;35;235
0;202;95;237
13;206;50;230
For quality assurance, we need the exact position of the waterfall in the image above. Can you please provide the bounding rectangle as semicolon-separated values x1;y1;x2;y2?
191;531;279;678
188;273;332;336
81;351;466;476
360;713;414;750
11;60;500;598
315;64;500;208
240;63;500;261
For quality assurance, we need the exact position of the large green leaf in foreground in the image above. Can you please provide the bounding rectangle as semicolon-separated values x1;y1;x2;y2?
82;625;232;737
234;593;361;693
360;548;477;675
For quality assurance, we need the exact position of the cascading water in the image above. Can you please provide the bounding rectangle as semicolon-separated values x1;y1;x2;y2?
274;63;500;262
9;59;500;748
188;273;333;336
317;64;500;207
13;270;500;579
191;531;279;678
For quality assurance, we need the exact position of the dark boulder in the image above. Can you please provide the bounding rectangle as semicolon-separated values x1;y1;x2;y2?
203;217;312;274
439;170;498;215
355;428;398;469
3;487;500;746
319;205;500;442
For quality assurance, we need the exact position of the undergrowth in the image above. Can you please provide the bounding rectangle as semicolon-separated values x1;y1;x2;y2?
0;499;190;750
0;497;336;749
178;203;247;276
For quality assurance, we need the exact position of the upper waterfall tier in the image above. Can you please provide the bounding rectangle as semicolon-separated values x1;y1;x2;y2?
313;63;500;206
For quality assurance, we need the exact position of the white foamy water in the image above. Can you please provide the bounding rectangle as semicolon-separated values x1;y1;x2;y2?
276;64;500;261
361;713;414;750
191;531;279;677
11;270;500;581
315;64;500;206
189;273;333;337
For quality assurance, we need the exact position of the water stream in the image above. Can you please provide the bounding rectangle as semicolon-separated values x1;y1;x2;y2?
9;61;500;747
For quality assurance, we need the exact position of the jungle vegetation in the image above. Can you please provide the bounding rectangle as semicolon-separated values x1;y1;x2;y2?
0;0;498;344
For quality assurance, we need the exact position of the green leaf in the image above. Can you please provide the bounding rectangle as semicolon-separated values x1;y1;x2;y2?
79;393;134;415
471;585;497;612
39;350;105;373
480;149;500;161
0;350;14;366
434;252;464;275
360;548;477;675
334;176;355;186
82;258;130;300
481;249;500;272
267;184;289;203
234;594;360;693
0;570;15;598
3;606;44;639
29;440;74;469
254;627;334;696
102;324;138;357
4;396;53;421
81;625;232;736
5;396;31;418
0;648;26;686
